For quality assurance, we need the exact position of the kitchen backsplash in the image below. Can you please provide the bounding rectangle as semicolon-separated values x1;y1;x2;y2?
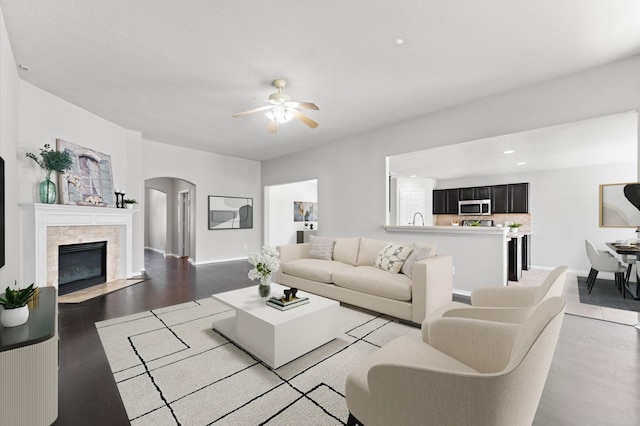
435;213;532;232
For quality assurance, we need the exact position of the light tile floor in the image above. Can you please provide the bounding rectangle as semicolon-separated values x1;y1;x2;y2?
509;268;639;326
58;278;145;303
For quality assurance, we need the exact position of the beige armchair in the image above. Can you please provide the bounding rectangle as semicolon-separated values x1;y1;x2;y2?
345;297;566;426
421;265;567;343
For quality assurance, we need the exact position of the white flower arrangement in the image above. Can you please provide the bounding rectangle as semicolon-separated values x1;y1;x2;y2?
63;171;84;191
248;246;281;283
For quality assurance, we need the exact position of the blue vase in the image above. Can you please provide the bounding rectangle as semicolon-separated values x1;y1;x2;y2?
39;178;56;204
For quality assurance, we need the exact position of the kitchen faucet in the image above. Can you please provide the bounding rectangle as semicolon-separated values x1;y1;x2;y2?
412;212;425;226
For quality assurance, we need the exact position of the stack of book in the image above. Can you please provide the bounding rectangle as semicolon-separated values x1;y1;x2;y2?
267;294;309;311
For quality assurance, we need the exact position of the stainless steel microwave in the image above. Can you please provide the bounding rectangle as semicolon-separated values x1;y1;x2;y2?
458;199;491;215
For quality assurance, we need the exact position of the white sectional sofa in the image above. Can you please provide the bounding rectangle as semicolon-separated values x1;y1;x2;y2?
275;237;453;324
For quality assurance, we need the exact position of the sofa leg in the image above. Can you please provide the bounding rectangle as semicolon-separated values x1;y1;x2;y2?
347;413;361;426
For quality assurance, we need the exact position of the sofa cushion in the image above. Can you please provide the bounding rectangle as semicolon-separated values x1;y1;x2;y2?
308;235;335;260
281;259;354;283
401;246;432;278
333;237;360;266
333;266;412;301
356;238;389;266
374;243;414;274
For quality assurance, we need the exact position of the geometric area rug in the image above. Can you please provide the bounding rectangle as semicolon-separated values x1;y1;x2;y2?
96;297;419;425
576;276;640;313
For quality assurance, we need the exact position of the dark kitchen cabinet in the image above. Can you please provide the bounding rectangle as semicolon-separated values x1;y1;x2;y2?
446;189;459;213
509;183;529;213
508;236;522;282
433;190;447;214
491;185;509;213
432;189;459;214
522;234;531;270
459;186;491;201
434;183;528;215
491;183;528;214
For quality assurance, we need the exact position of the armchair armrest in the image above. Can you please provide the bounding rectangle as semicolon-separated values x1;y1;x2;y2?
428;317;519;373
367;362;511;426
442;305;534;324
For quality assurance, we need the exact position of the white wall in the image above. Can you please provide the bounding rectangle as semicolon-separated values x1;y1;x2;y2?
262;56;640;280
16;82;146;279
141;139;261;263
145;187;167;253
266;180;317;247
0;9;21;285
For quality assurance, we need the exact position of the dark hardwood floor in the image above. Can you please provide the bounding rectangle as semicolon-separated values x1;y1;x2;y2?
54;250;639;425
54;250;254;426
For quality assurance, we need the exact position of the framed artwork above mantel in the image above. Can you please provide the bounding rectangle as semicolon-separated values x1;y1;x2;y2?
57;139;116;207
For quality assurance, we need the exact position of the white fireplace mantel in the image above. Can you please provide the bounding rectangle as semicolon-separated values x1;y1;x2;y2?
20;203;137;288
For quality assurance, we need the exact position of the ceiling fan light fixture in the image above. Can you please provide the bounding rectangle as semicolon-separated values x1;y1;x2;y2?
265;106;293;124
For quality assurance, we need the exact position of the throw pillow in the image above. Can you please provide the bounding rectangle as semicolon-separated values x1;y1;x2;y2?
374;243;414;274
308;235;335;260
400;246;432;278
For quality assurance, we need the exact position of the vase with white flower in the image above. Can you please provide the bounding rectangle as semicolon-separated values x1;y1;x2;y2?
248;246;280;297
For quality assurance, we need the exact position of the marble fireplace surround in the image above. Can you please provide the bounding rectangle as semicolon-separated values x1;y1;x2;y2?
20;204;136;288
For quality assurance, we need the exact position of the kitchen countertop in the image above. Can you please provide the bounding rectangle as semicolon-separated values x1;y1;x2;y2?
384;225;531;238
384;225;507;235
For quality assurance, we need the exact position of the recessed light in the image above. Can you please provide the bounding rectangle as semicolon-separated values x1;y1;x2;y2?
395;38;404;45
410;174;417;178
516;162;526;166
503;150;515;154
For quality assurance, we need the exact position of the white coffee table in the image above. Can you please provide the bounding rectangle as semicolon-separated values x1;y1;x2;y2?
211;283;339;368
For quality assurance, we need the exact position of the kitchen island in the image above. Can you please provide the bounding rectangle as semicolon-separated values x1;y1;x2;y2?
384;225;509;294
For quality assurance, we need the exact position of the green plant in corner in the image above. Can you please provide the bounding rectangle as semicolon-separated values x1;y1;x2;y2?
26;143;73;180
123;199;138;204
0;283;36;309
510;223;522;228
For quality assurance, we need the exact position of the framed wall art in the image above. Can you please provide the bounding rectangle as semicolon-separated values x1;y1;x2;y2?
599;182;640;227
208;195;253;229
56;139;116;207
293;201;318;222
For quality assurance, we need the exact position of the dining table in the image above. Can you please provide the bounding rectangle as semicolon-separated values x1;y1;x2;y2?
606;242;640;300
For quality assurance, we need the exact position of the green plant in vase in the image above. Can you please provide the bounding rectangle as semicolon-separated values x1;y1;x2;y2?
0;283;37;327
123;199;138;209
26;143;73;204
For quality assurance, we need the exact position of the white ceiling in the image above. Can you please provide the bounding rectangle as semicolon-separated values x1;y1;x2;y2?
390;111;639;180
1;1;639;161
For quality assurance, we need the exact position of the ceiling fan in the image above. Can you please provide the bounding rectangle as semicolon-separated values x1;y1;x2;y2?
232;79;319;133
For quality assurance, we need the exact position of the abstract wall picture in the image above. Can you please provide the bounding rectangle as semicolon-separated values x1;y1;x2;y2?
208;195;253;229
600;182;640;227
57;139;116;207
294;201;318;222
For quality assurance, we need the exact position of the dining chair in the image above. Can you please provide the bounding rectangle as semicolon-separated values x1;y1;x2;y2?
585;240;627;297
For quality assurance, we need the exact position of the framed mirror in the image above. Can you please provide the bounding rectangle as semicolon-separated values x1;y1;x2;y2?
208;195;253;230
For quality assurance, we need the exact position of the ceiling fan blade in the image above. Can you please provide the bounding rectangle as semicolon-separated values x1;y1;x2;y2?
232;105;272;117
287;101;319;111
291;109;319;129
268;120;278;133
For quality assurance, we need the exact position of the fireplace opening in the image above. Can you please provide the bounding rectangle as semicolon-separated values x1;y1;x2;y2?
58;241;107;295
